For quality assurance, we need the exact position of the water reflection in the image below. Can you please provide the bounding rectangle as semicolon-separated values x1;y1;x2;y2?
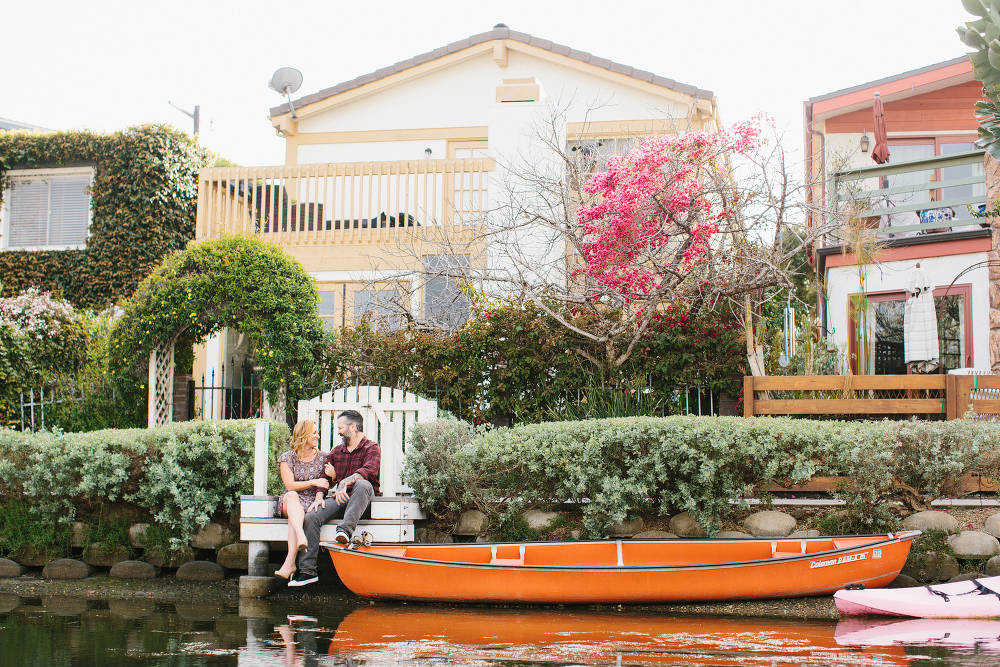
3;592;1000;666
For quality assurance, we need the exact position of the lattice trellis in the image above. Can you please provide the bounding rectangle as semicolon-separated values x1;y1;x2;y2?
262;383;286;424
147;342;175;428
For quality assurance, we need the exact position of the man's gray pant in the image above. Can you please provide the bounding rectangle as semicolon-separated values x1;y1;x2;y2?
298;479;374;577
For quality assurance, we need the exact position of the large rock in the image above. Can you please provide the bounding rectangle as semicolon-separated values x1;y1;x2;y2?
984;512;1000;539
129;523;150;548
109;560;157;580
522;510;559;532
743;511;796;538
453;510;489;535
985;555;1000;576
948;572;984;583
887;574;920;588
216;542;249;570
14;548;47;567
176;560;225;582
606;518;643;538
716;531;752;539
948;531;1000;558
902;511;960;533
0;558;26;578
145;546;195;568
901;553;960;582
82;543;130;567
190;523;234;550
414;527;453;543
42;559;93;580
668;512;708;538
633;531;677;539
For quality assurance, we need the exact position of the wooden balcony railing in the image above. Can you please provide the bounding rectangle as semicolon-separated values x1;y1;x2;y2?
743;374;1000;420
827;148;987;244
195;158;495;244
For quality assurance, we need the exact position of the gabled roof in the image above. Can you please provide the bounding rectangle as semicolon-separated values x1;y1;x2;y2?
269;25;714;118
0;116;50;132
807;56;974;120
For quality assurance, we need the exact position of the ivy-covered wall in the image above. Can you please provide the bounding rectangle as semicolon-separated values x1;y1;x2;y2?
0;125;211;308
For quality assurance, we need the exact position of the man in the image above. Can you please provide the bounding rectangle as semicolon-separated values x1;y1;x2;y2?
288;409;380;587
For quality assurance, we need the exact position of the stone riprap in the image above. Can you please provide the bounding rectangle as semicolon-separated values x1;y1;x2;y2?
82;544;130;568
145;547;195;569
789;530;821;538
947;531;1000;558
902;510;960;532
110;560;158;580
216;543;249;570
743;511;796;538
985;512;1000;539
190;523;234;550
42;559;93;580
176;561;225;582
716;530;751;539
454;510;489;535
669;512;708;538
633;530;677;539
606;518;644;538
522;509;559;532
901;552;960;582
0;559;26;578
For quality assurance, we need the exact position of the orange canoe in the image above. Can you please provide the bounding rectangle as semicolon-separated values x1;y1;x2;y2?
322;530;919;604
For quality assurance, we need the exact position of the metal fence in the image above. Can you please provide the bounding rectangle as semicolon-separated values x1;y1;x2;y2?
189;355;263;421
8;385;116;432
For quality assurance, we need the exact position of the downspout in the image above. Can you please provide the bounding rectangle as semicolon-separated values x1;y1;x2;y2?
805;101;827;343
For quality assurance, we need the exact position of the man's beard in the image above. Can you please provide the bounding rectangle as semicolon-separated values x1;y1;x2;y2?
341;434;350;447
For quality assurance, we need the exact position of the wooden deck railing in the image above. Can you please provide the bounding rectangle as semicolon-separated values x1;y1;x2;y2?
195;158;495;244
743;374;1000;419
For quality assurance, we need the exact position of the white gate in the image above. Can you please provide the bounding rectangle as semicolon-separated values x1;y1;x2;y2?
296;385;437;496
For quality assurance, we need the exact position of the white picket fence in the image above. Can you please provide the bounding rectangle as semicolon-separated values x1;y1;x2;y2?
296;384;437;496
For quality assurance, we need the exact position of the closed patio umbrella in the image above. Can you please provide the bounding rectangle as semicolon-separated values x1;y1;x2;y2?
872;92;890;164
903;266;939;373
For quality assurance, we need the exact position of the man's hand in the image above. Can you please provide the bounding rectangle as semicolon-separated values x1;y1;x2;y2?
333;481;350;505
312;478;330;490
307;495;326;513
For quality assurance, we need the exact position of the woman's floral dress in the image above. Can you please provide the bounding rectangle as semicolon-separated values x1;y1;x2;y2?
274;449;327;517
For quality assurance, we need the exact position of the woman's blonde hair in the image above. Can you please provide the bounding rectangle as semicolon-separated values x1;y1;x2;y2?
289;419;317;458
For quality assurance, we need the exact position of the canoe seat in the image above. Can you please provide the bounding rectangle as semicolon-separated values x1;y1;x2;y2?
771;551;800;559
489;558;525;566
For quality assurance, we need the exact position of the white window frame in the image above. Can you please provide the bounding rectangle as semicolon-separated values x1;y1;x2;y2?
0;166;94;251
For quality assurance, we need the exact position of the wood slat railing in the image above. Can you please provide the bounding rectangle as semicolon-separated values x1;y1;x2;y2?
743;374;1000;420
195;158;495;245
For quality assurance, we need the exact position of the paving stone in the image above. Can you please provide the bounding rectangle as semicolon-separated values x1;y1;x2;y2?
82;543;130;567
109;560;157;580
216;542;249;570
716;531;752;539
668;512;707;538
190;523;234;550
129;523;150;548
606;518;644;538
986;555;1000;577
743;511;796;538
176;560;225;582
414;527;453;543
0;558;26;578
887;574;920;588
947;531;1000;558
901;552;960;582
789;530;821;538
145;546;195;568
902;510;960;533
633;530;677;539
453;510;489;535
0;594;21;613
42;559;93;580
522;509;559;532
984;512;1000;539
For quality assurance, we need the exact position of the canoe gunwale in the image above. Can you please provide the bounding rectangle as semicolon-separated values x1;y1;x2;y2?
321;530;920;573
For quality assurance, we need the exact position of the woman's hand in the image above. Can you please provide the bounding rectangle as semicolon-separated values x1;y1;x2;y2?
312;478;330;490
323;462;335;478
307;495;326;513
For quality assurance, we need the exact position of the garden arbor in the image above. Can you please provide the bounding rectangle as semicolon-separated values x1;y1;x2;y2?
109;235;327;426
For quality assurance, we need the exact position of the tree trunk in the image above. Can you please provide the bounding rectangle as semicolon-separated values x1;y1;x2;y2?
988;153;1000;371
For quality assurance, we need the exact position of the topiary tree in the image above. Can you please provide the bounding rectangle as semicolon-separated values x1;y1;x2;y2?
108;235;328;419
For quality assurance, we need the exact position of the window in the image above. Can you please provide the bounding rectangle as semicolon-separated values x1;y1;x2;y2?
450;144;489;225
318;291;337;328
886;139;984;221
566;137;638;190
1;167;93;250
422;255;470;330
353;289;403;330
849;284;972;374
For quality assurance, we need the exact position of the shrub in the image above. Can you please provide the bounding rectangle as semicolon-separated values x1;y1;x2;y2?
0;419;289;552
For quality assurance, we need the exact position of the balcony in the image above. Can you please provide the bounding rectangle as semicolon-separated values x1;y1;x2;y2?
194;158;495;246
826;148;987;245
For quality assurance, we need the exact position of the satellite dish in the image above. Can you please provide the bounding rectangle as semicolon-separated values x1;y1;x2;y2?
269;67;303;118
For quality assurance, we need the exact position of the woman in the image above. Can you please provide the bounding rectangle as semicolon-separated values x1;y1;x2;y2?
274;419;329;579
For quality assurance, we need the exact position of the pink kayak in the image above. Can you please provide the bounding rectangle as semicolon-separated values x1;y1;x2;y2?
835;575;1000;618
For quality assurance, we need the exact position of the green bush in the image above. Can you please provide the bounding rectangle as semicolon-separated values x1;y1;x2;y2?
404;415;1000;537
0;419;289;553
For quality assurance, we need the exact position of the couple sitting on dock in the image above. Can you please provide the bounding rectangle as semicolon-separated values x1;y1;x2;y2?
274;409;380;587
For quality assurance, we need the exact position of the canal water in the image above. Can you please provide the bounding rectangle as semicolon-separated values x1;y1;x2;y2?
2;592;999;666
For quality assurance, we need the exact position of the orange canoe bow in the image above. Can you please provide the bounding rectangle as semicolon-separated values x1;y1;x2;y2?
323;530;919;604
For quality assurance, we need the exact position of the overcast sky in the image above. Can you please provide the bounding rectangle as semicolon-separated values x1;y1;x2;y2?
1;1;978;168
